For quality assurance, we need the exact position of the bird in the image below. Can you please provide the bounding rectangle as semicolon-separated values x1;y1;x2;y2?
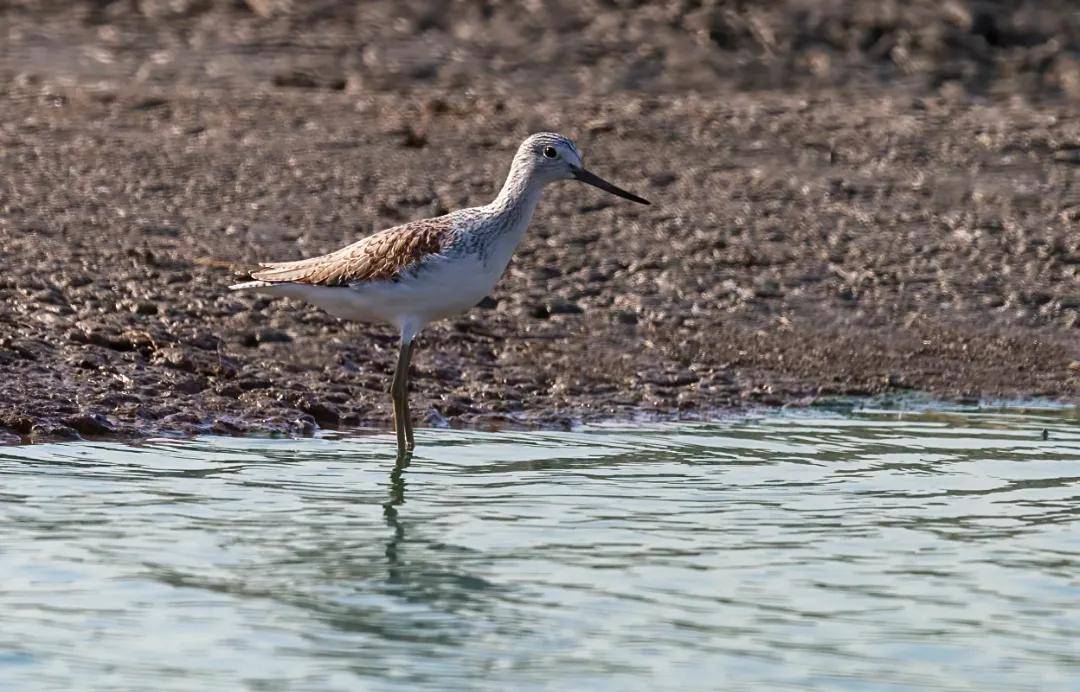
230;132;650;457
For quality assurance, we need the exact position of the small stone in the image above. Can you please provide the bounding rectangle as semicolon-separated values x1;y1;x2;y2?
299;400;340;428
645;370;699;387
157;347;195;372
29;423;81;443
176;377;208;394
438;397;473;417
532;266;561;280
184;333;220;351
242;330;291;347
422;97;449;116
1024;291;1052;306
63;413;115;436
242;0;293;17
272;71;319;89
401;126;427;148
547;299;584;315
255;329;291;344
4;339;41;361
425;408;451;428
211;417;247;435
63;275;93;288
649;172;677;188
30;288;64;305
213;383;243;398
292;414;318;436
83;329;138;352
161;412;202;427
0;413;34;434
211;355;241;379
754;280;784;298
131;97;168;111
120;330;156;353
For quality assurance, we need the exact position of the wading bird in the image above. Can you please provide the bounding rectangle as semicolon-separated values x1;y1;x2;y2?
231;132;649;457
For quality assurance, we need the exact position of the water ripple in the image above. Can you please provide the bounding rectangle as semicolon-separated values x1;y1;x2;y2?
0;409;1077;690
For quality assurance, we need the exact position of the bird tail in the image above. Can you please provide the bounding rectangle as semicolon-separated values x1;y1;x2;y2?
229;280;273;290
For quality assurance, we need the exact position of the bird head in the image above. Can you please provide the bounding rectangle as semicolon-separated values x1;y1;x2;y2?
514;132;650;205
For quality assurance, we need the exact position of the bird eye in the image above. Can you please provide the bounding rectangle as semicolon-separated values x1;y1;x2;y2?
543;146;558;159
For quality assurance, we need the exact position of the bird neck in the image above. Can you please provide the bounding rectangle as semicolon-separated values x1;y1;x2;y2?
486;162;545;232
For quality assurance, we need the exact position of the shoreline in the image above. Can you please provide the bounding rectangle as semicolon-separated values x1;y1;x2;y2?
2;4;1079;445
6;394;1077;447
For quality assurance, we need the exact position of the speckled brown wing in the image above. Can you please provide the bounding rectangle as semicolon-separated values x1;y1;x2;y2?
250;217;453;287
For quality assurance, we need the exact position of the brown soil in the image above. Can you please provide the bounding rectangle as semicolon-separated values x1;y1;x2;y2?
1;1;1079;443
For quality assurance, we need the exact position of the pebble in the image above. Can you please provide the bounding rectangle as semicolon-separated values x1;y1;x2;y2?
29;423;81;443
547;299;584;315
63;413;116;436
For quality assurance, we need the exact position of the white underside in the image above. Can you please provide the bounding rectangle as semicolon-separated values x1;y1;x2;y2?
236;253;501;342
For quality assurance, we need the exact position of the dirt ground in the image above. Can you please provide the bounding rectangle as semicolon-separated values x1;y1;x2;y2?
1;1;1079;442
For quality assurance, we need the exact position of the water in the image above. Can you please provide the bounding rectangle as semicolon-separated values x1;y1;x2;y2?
1;408;1078;691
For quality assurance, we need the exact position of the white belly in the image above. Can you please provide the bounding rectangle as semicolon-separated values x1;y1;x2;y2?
259;254;500;333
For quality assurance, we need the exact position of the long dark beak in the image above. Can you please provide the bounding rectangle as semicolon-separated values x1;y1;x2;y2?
571;166;651;205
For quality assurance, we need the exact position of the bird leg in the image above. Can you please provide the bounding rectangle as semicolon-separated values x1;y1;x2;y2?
390;337;415;455
403;341;416;450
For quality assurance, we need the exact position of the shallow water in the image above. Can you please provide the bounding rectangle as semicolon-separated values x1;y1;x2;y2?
1;408;1078;691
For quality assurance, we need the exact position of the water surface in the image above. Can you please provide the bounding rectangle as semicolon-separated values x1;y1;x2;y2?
1;408;1078;690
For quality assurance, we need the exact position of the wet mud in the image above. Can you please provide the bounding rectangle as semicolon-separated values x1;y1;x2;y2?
1;1;1078;442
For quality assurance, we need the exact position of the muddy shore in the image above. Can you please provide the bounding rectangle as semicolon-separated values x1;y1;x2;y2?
1;1;1079;443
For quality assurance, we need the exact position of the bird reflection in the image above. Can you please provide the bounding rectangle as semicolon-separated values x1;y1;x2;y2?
382;451;411;568
380;449;496;600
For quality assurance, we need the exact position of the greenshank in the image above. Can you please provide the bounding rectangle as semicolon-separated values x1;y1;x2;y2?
231;132;649;457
